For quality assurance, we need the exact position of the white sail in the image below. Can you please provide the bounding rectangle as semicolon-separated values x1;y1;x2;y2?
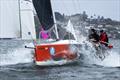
0;0;36;39
20;0;36;39
66;20;78;40
0;0;20;38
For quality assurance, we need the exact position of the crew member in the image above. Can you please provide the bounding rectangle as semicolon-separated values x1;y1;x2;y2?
39;27;49;40
88;29;99;43
99;30;109;46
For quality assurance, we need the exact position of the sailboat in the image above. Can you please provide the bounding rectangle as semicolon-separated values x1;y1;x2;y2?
32;0;80;66
0;0;36;39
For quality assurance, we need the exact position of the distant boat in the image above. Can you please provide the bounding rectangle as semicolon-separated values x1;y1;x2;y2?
0;0;36;39
32;0;80;66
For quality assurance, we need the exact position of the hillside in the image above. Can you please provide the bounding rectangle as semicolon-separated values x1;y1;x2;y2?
34;11;120;39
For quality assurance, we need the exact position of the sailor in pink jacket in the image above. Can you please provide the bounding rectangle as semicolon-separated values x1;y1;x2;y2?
39;27;49;40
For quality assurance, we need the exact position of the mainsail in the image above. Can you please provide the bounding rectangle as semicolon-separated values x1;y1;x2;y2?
0;0;36;39
32;0;54;30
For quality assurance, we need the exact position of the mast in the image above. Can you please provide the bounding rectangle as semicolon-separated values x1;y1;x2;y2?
50;0;59;39
18;0;22;38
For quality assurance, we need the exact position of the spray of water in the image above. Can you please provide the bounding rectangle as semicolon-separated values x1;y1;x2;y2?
0;43;34;66
80;41;120;67
75;25;120;67
98;50;120;67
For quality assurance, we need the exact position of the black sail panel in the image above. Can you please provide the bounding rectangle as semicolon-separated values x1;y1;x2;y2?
32;0;54;30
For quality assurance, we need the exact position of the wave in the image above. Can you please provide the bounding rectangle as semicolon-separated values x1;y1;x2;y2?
0;43;34;66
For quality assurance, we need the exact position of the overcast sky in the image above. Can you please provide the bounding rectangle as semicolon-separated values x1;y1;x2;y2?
51;0;120;21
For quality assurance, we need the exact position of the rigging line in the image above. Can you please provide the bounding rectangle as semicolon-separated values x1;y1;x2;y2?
45;24;55;32
47;24;56;38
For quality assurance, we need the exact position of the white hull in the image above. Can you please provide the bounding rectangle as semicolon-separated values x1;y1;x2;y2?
39;39;81;45
35;59;79;66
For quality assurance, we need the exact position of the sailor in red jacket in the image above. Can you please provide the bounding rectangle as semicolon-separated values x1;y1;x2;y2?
99;30;109;46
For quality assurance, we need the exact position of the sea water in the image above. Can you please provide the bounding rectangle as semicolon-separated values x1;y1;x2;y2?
0;39;120;80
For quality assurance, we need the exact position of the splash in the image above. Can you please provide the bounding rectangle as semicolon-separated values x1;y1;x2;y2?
98;50;120;67
0;43;34;66
80;41;120;67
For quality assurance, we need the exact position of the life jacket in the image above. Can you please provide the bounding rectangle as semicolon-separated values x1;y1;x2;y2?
100;32;108;45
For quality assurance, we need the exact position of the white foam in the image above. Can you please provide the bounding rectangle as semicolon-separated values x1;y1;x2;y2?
98;50;120;67
80;41;120;67
0;43;34;66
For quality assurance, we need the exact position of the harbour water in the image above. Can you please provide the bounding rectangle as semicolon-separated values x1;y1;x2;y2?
0;40;120;80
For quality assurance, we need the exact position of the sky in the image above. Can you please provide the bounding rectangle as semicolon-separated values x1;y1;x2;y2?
51;0;120;21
